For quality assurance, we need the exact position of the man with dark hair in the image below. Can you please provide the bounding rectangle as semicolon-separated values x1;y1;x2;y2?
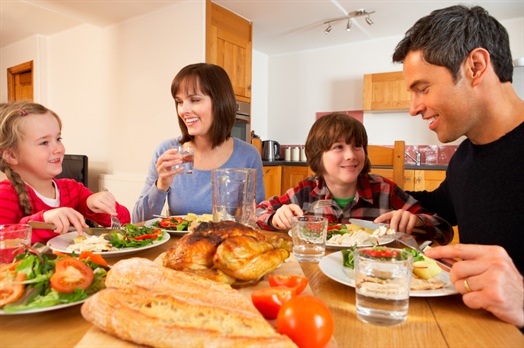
380;5;523;328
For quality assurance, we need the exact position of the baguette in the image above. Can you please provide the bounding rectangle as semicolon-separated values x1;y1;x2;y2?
81;258;296;348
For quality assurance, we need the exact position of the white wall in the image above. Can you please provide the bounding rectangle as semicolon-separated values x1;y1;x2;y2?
255;17;524;146
0;2;205;190
0;6;522;192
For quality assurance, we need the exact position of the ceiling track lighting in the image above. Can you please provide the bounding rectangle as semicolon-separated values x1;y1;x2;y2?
323;9;375;34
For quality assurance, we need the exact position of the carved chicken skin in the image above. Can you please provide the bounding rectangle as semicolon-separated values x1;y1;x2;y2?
163;221;291;283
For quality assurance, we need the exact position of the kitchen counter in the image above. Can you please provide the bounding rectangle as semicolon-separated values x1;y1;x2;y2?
262;160;448;171
262;160;307;166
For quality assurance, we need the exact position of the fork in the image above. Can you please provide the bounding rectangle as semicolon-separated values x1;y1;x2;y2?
110;215;122;229
305;199;332;215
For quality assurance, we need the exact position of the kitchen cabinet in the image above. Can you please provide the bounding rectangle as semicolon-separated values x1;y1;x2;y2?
363;71;411;110
404;169;446;191
206;0;252;102
282;166;314;194
263;166;282;198
262;165;314;198
404;169;460;244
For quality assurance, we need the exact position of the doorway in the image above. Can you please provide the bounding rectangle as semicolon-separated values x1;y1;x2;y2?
7;61;34;101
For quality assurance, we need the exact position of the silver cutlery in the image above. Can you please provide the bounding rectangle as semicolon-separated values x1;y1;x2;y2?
28;221;122;236
110;215;122;229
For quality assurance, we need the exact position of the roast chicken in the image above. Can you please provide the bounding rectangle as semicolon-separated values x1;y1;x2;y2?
163;221;292;284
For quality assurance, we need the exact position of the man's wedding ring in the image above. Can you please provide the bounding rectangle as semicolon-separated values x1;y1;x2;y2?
464;278;473;292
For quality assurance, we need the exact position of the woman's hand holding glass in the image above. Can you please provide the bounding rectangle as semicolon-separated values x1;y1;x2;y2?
155;147;186;191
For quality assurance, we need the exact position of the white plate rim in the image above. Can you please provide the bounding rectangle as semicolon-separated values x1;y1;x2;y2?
0;298;87;315
46;231;170;256
143;216;190;235
318;251;459;297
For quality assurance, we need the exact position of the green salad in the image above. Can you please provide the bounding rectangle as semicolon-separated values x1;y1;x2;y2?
0;244;109;313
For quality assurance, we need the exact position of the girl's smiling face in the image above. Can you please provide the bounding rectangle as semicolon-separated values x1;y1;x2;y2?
8;112;65;184
322;137;365;189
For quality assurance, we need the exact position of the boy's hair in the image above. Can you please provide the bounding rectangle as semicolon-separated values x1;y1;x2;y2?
305;113;371;179
0;101;62;215
171;63;236;148
392;5;513;83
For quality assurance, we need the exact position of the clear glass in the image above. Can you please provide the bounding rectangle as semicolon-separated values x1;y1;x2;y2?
290;216;328;262
354;247;413;326
172;145;195;174
212;168;256;227
0;224;32;263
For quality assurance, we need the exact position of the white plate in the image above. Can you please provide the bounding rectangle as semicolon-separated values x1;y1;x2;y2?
319;251;458;297
144;216;190;235
47;231;170;257
325;218;393;248
326;236;395;249
0;298;87;315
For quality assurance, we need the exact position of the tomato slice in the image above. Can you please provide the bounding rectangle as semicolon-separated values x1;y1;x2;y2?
277;295;334;348
251;286;297;319
0;270;26;306
50;257;94;293
78;251;109;268
159;217;184;229
268;274;309;295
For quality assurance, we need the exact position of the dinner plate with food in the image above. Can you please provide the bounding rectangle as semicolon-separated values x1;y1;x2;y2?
47;224;170;257
1;248;109;315
325;219;395;248
144;213;213;235
319;250;458;297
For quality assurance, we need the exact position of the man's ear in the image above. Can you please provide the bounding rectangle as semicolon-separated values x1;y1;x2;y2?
2;149;19;165
465;48;490;87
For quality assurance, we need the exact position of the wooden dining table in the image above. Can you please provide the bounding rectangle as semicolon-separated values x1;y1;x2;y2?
1;232;522;348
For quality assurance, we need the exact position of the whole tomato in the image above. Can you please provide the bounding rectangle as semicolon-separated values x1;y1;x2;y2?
277;295;334;348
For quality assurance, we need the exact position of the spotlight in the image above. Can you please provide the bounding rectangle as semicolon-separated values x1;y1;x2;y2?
324;23;332;34
346;18;351;31
365;16;373;25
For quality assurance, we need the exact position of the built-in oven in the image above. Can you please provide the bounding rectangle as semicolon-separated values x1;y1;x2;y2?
231;100;250;142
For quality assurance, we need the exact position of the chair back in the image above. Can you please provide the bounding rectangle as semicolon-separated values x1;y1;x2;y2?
368;141;405;189
56;154;89;187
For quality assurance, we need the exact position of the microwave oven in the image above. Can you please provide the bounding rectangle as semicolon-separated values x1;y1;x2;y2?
231;100;251;142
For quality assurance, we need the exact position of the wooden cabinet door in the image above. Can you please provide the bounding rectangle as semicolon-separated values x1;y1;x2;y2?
282;166;311;195
363;71;411;110
414;170;446;191
206;0;252;101
263;166;282;199
403;169;415;191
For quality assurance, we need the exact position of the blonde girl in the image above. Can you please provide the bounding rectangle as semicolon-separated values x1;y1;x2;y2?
0;101;130;244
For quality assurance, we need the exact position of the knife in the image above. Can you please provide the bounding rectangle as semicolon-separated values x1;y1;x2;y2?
393;232;453;272
28;221;122;236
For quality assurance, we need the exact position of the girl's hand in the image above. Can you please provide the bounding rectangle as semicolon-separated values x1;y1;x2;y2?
374;210;422;234
271;204;303;230
43;208;88;235
156;147;184;191
87;191;117;215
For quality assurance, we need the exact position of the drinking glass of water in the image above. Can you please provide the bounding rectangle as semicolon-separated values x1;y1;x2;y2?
290;216;328;262
172;145;195;174
354;247;413;326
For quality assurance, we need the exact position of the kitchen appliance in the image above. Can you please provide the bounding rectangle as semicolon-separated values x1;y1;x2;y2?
262;140;281;161
231;100;250;142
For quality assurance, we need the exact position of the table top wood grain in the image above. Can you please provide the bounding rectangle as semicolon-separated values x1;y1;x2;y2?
1;233;522;348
